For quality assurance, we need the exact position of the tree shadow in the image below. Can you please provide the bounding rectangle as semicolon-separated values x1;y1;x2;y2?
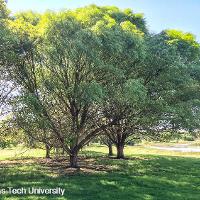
0;154;200;200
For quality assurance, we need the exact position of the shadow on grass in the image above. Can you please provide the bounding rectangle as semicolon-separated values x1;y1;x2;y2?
0;154;200;200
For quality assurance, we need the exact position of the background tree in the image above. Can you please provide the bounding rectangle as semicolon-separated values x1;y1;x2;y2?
102;31;200;158
0;0;9;20
0;0;17;148
99;135;114;156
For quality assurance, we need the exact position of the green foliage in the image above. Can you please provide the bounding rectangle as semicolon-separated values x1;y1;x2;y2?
120;20;144;36
0;0;9;19
163;29;200;63
124;79;147;104
79;81;105;104
15;11;41;26
0;118;23;149
165;29;198;47
73;5;147;33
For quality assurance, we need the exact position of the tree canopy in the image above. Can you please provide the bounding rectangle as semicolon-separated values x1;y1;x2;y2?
1;4;200;166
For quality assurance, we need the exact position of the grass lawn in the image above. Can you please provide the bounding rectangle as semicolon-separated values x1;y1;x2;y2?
0;145;200;200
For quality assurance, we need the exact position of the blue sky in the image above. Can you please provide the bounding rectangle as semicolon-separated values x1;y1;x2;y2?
7;0;200;41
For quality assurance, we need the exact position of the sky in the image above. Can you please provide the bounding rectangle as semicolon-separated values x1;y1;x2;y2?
7;0;200;41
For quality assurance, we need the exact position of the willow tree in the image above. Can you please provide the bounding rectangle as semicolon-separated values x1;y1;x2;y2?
0;0;19;149
6;5;200;165
161;30;200;130
0;0;9;19
7;5;149;167
162;30;200;131
102;30;200;158
0;0;9;108
0;0;13;122
70;6;148;159
96;22;146;158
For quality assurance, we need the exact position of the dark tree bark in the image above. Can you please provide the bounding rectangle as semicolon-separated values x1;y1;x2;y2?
108;142;113;156
62;147;65;155
116;143;125;159
45;144;51;159
69;150;79;168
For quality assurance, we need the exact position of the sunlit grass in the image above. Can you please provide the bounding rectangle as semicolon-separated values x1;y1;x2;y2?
84;144;200;158
2;143;200;161
0;146;45;160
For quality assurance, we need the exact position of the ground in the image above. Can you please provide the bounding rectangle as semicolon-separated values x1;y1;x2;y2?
0;143;200;200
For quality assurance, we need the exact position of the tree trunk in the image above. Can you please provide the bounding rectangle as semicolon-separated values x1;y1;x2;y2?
69;151;78;168
116;143;125;159
108;143;113;156
45;144;51;159
62;147;65;155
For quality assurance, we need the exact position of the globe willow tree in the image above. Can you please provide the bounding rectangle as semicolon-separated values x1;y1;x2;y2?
102;30;200;158
95;24;147;158
0;0;10;111
0;0;9;19
142;33;200;130
5;6;149;167
3;5;200;166
161;30;200;130
0;0;16;149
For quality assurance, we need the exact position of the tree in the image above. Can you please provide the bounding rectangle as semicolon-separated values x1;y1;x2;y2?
73;5;147;33
4;5;200;166
0;0;10;111
99;135;114;156
13;97;58;158
0;0;16;149
141;33;200;139
161;30;200;131
87;9;147;159
6;10;113;167
6;6;149;167
103;32;200;158
0;0;9;20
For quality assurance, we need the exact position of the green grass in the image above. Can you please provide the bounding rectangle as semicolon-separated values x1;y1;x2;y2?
0;146;45;160
0;145;200;200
